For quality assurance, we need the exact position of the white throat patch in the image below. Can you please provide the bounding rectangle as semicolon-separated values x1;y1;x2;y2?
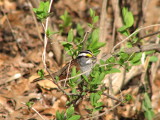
86;59;92;64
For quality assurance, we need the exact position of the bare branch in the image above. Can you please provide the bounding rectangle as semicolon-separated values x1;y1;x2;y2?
42;0;54;69
111;24;160;53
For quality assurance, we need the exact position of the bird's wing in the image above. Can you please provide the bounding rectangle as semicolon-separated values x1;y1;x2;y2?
31;59;80;83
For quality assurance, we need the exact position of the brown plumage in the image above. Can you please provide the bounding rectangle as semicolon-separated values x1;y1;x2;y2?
32;59;80;83
32;50;96;83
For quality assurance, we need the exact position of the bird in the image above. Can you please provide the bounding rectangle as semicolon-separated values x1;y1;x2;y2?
32;50;96;83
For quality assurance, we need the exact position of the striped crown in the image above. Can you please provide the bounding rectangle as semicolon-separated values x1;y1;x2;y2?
77;50;93;58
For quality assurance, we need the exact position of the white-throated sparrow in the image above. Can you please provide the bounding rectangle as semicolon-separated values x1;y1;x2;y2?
32;50;96;82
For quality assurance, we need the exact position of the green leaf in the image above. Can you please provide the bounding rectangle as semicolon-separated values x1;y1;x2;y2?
69;67;81;87
149;56;158;62
125;94;132;102
92;49;100;56
88;23;93;28
66;105;74;118
71;66;76;77
93;16;99;23
76;24;84;37
106;57;116;63
90;93;101;107
38;69;44;79
91;77;101;85
33;1;50;21
122;7;134;27
98;72;105;82
68;115;80;120
145;50;155;55
61;41;74;56
67;29;74;42
55;76;59;82
26;101;34;108
71;67;80;81
119;52;129;61
46;28;59;38
61;42;73;49
90;29;99;45
59;11;72;30
92;42;106;50
94;106;103;112
91;71;99;79
96;102;103;108
118;7;134;36
130;53;142;65
100;59;105;64
126;12;134;27
106;68;121;74
56;111;65;120
126;42;133;48
117;25;128;32
142;93;155;120
144;111;155;120
144;93;152;108
117;26;130;36
132;37;138;44
88;29;106;52
89;8;95;17
82;75;88;82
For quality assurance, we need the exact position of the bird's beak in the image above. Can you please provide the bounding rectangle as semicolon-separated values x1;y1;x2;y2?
93;56;96;60
92;56;97;63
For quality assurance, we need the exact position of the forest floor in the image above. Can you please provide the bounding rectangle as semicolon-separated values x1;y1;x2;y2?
0;0;160;120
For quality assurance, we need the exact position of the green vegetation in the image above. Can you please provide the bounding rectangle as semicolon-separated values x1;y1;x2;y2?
33;1;158;119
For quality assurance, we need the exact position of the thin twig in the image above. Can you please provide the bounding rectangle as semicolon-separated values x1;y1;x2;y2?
58;69;91;82
81;28;92;50
138;30;160;41
34;43;160;84
103;93;122;102
42;0;54;69
64;60;72;87
27;0;43;42
108;75;119;120
57;43;159;83
21;102;46;120
46;68;79;96
1;7;26;56
84;102;121;120
114;43;160;54
111;24;160;53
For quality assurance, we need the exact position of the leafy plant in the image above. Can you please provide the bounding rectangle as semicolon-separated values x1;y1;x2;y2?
33;2;158;119
59;11;72;33
46;28;59;38
25;101;34;109
149;56;158;62
117;7;140;47
61;9;105;58
61;29;77;58
56;105;80;120
87;28;106;55
89;92;103;112
68;67;81;88
33;1;50;21
118;7;134;36
142;93;154;120
37;69;45;79
123;94;132;103
88;8;99;28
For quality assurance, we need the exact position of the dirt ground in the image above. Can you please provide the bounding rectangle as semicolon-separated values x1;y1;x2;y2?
0;0;160;120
